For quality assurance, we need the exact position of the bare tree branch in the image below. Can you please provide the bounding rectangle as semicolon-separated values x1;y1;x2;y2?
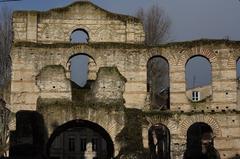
137;4;171;109
136;3;171;45
0;5;12;87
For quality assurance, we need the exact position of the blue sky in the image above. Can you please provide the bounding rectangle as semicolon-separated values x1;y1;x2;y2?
1;0;240;42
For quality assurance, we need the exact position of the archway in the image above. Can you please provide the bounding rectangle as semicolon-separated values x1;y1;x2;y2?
47;119;114;159
148;124;170;159
67;53;95;87
184;122;220;159
147;56;170;110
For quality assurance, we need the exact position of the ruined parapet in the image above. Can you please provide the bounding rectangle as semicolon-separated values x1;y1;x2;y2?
36;65;71;100
87;67;126;104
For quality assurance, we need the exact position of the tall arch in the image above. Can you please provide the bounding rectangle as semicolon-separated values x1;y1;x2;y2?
185;55;212;90
67;53;96;87
148;123;170;159
147;56;170;110
46;119;114;159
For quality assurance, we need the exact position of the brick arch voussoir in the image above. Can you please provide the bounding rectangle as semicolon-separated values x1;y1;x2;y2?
179;115;221;137
183;47;217;65
146;50;170;64
68;25;92;41
65;47;96;71
145;115;178;135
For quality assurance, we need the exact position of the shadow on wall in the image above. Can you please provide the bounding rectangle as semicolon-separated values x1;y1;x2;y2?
9;111;48;159
115;108;148;159
229;155;240;159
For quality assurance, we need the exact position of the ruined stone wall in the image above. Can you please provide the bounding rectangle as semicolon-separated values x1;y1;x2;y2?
10;2;240;158
12;1;144;44
10;41;240;112
143;112;240;159
10;41;240;158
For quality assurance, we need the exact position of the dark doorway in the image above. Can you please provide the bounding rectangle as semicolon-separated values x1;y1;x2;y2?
147;56;170;110
47;120;114;159
148;124;170;159
184;122;220;159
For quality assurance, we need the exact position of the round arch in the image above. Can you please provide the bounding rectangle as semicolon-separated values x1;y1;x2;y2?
66;53;96;87
147;55;170;66
66;53;96;66
184;122;220;159
68;26;91;42
179;115;221;137
185;54;211;67
183;48;216;65
185;54;212;89
46;119;114;159
187;122;213;146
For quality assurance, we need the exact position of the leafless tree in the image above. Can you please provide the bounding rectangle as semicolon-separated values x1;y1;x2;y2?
136;3;171;45
136;4;171;109
0;6;12;87
0;99;10;157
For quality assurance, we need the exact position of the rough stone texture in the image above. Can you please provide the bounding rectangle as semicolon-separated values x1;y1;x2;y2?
36;65;71;99
87;67;126;104
12;1;145;44
9;1;240;159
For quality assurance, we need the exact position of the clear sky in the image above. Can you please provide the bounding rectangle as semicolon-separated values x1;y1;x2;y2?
1;0;240;42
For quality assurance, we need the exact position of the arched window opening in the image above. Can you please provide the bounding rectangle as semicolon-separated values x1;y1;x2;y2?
147;56;170;110
68;54;94;88
47;120;114;159
185;56;212;90
70;29;89;43
184;122;220;159
148;124;170;159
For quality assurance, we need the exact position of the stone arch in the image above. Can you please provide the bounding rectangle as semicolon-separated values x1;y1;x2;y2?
66;47;96;61
66;53;96;71
46;119;115;159
66;53;97;86
179;115;221;137
67;25;92;42
38;104;125;157
146;51;170;66
182;48;217;65
145;116;178;135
